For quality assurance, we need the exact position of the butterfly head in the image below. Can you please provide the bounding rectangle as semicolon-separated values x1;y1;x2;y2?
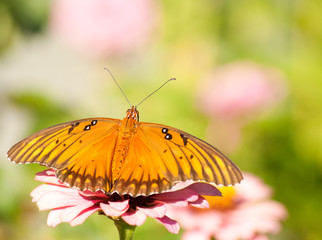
126;106;139;121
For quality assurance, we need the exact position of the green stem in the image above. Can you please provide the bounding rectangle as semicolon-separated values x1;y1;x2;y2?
113;218;137;240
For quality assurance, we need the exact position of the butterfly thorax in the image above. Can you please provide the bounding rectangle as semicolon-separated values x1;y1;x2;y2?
121;106;139;132
111;106;139;184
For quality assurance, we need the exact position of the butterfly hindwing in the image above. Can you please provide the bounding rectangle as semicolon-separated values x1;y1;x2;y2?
111;133;172;196
55;129;119;192
137;122;243;187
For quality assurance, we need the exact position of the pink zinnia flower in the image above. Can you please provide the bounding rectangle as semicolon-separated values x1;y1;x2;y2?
197;61;287;120
167;173;287;240
31;169;221;234
197;61;288;153
50;0;159;58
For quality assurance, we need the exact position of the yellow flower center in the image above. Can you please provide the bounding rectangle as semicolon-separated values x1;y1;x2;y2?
203;186;237;210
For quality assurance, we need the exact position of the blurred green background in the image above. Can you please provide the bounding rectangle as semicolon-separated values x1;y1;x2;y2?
0;0;321;239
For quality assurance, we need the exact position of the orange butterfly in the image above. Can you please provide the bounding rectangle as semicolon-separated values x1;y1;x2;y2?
7;78;243;196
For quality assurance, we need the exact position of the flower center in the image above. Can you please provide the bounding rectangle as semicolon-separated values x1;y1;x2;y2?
203;186;236;210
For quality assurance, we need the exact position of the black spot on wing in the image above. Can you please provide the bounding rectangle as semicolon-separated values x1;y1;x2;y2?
68;122;80;134
180;133;188;146
165;134;172;140
84;125;91;131
83;120;98;131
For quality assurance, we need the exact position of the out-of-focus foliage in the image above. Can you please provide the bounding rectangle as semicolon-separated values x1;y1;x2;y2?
0;0;50;54
0;0;321;240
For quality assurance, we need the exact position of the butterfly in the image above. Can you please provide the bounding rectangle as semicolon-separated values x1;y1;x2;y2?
7;105;242;196
7;75;242;196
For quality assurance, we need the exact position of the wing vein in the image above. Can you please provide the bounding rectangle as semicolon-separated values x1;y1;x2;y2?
187;141;221;183
14;128;68;163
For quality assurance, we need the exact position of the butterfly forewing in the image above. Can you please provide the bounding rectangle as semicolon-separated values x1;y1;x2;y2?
8;118;121;192
138;123;243;186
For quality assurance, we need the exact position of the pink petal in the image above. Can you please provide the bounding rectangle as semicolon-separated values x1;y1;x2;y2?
185;182;222;197
30;185;49;202
188;196;209;209
182;230;210;240
79;190;108;199
122;209;147;226
36;169;55;177
154;182;220;203
100;200;129;217
156;215;180;234
47;209;64;227
167;207;222;234
161;200;189;208
137;203;167;218
31;183;78;198
169;180;195;191
153;188;198;203
31;184;75;203
109;200;130;211
70;207;100;226
34;169;62;185
236;173;272;202
253;235;269;240
47;206;99;227
32;185;97;210
60;201;97;222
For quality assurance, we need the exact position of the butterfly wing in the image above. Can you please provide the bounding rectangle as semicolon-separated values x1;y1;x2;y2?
132;122;243;188
8;115;242;196
111;131;172;196
7;118;121;192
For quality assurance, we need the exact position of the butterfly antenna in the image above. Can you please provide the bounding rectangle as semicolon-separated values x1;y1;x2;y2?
104;67;132;107
136;78;176;107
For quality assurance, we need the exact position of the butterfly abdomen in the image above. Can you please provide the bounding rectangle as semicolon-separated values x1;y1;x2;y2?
111;116;138;185
111;136;131;182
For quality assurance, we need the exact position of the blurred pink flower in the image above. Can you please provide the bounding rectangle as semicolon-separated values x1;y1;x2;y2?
50;0;159;58
197;61;287;120
197;61;288;153
168;173;287;240
31;169;221;234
